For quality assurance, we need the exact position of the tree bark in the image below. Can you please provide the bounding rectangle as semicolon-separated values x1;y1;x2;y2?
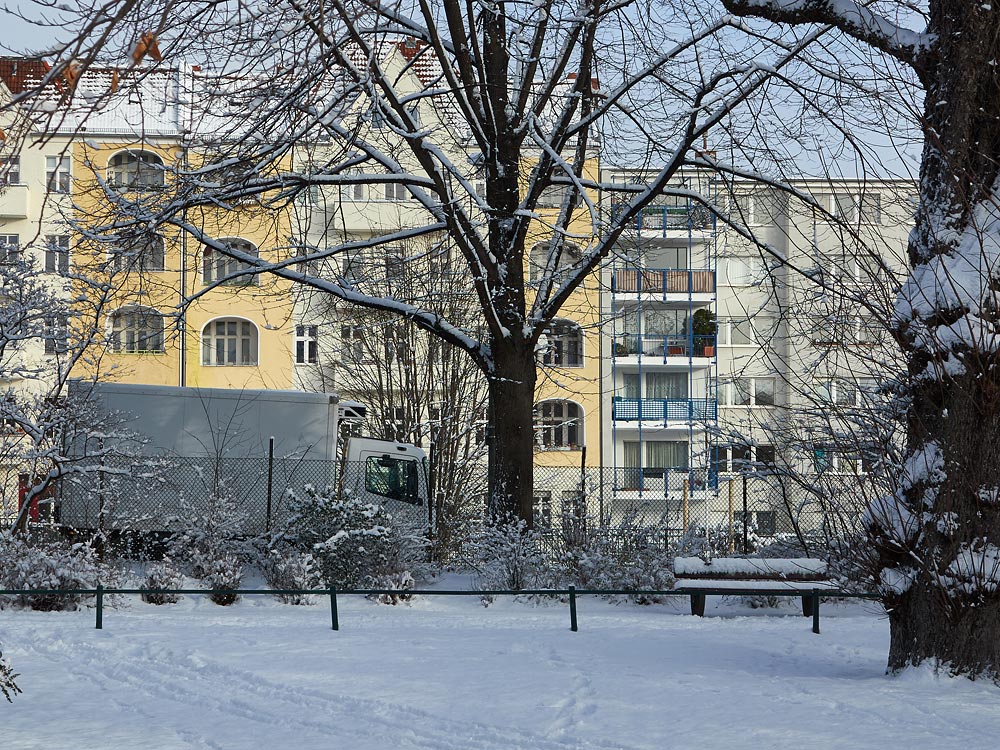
486;334;537;527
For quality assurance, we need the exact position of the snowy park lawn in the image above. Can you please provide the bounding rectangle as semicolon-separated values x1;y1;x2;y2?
3;582;999;749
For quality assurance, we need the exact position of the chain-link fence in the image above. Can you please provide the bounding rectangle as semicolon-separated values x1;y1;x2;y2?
17;456;875;558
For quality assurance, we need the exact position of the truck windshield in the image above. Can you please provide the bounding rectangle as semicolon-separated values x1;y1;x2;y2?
364;456;420;505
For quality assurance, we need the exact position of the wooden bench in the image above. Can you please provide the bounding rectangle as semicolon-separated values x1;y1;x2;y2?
673;557;834;617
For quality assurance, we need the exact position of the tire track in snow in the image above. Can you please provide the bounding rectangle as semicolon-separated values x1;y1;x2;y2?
26;636;635;750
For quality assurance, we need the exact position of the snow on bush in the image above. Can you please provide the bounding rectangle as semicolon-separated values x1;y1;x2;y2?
552;512;674;604
202;555;244;606
0;649;20;703
277;485;426;592
141;559;184;605
166;493;247;606
460;517;546;602
0;536;109;611
257;548;319;605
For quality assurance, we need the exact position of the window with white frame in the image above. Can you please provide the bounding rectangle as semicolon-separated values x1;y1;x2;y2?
203;239;259;285
0;235;20;265
340;325;368;363
110;307;165;353
338;170;365;201
812;445;876;475
112;235;165;272
731;190;782;226
645;440;688;470
718;318;755;346
533;491;553;529
534;400;582;449
43;313;68;354
44;235;70;273
46;155;70;193
540;319;583;367
712;444;776;473
383;179;409;201
202;318;258;366
720;376;776;407
815;377;878;407
108;150;165;191
1;156;20;184
812;315;881;346
815;191;882;225
720;256;764;286
529;243;580;282
295;325;318;364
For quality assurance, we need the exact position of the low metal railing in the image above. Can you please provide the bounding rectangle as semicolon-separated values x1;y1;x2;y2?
611;397;718;422
0;585;879;635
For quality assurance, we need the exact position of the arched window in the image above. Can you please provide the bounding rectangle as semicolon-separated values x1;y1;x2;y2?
203;238;259;285
528;243;580;283
108;150;165;191
540;320;583;367
112;235;165;272
110;307;165;353
534;400;583;449
202;318;258;366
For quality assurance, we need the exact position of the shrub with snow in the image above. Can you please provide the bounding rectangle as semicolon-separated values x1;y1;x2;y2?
460;517;546;601
0;650;20;703
0;536;108;611
141;559;184;605
553;512;675;604
202;555;244;606
258;548;318;605
278;485;426;592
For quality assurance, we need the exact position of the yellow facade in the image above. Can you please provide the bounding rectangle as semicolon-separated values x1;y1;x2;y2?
526;157;603;468
71;139;294;391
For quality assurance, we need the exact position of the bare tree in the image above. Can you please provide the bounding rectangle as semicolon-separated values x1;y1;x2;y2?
0;0;835;525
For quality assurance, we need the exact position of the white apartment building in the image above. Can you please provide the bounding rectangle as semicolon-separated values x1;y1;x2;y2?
600;167;911;536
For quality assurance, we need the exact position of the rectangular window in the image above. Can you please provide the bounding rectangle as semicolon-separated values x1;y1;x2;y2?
533;491;553;529
45;235;70;273
0;235;19;264
645;372;687;400
46;156;71;193
383;181;408;201
43;314;69;354
295;325;318;364
339;173;365;201
730;377;776;407
341;325;367;363
646;440;688;470
859;192;881;224
0;156;20;184
730;319;753;345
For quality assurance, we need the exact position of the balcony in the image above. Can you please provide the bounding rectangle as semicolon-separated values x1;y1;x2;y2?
611;267;715;296
0;184;28;218
613;204;714;235
612;397;717;423
613;334;715;361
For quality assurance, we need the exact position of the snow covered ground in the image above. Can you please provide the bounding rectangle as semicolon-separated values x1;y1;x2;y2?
3;582;999;749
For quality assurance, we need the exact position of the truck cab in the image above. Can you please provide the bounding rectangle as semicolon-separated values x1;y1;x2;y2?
343;437;429;514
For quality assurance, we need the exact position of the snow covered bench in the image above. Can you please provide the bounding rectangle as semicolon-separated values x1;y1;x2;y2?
673;557;834;617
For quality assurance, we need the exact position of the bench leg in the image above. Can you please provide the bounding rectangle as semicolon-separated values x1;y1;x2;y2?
801;595;812;617
690;593;706;617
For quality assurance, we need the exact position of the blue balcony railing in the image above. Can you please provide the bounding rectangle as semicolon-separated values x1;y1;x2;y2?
612;204;714;234
611;267;715;294
612;397;718;422
612;334;716;359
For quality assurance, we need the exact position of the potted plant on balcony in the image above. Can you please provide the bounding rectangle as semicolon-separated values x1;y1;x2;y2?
690;309;716;356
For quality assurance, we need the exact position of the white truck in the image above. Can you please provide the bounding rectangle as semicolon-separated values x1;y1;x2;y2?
58;382;430;532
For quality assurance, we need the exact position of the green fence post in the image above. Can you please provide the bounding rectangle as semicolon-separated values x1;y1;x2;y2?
330;587;339;631
811;588;820;635
569;586;578;632
96;585;104;630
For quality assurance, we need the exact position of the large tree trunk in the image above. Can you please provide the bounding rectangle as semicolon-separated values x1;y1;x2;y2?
486;334;537;526
875;4;1000;678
